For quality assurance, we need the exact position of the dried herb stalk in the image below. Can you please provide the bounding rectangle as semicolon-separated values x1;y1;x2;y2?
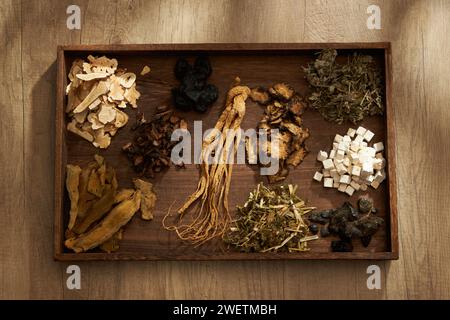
224;183;318;252
303;49;383;124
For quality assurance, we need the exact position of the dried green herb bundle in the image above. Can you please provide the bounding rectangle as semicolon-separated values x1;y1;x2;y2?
303;49;383;124
224;183;318;252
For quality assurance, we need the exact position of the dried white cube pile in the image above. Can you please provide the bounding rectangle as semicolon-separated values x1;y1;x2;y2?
313;126;386;196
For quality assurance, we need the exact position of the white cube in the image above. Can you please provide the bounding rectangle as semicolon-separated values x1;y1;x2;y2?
336;163;347;175
334;134;343;143
356;126;367;136
313;171;323;182
343;157;351;167
343;135;351;142
333;181;340;188
363;130;375;142
340;175;351;184
354;135;364;144
324;177;334;188
317;150;328;161
347;128;356;138
335;150;345;160
345;185;355;196
322;159;334;170
338;184;347;192
329;149;336;159
371;180;380;189
350;180;360;191
351;166;361;176
373;142;384;152
338;141;349;152
361;162;374;176
350;142;360;152
366;175;375;183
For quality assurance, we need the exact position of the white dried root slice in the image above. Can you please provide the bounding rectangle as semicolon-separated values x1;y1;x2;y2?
88;98;101;110
124;84;140;108
98;104;117;124
93;128;111;149
104;123;118;136
73;108;89;123
73;81;110;114
114;107;129;128
87;112;104;130
140;65;151;76
117;101;127;109
118;72;136;88
76;72;109;81
87;55;118;75
108;75;125;101
67;120;94;142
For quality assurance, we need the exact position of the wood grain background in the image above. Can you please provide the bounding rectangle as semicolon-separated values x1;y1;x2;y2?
0;0;449;299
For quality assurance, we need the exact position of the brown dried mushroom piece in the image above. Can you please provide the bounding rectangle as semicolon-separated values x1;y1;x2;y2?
250;87;271;105
252;83;310;182
269;83;294;101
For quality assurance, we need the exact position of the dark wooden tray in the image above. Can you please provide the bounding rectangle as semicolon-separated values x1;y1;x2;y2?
54;43;397;261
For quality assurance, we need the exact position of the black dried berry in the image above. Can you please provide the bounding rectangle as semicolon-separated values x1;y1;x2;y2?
309;223;319;234
320;224;330;237
331;240;353;252
174;58;192;80
194;55;212;78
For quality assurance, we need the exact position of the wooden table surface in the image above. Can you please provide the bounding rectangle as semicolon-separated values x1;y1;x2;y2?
1;0;449;300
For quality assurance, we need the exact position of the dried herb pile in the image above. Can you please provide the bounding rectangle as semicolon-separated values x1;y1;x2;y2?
123;106;187;178
172;56;219;112
64;155;156;253
303;49;383;124
308;196;384;252
225;183;318;252
249;83;310;183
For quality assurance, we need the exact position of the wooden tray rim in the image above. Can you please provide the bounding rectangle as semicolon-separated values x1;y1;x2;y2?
54;42;398;261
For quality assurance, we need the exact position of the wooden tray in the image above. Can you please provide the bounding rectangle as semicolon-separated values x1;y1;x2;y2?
54;43;397;261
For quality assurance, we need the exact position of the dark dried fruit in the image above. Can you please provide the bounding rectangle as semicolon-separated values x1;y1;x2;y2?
331;240;353;252
358;196;374;213
306;197;384;252
172;56;218;112
309;223;319;234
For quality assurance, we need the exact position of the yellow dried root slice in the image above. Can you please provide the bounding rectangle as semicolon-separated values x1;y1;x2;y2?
133;178;157;220
140;65;151;76
73;183;116;235
66;164;82;230
65;191;141;253
114;189;135;204
99;229;123;253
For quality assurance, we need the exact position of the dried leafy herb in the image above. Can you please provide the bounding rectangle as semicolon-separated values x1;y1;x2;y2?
303;49;384;124
308;196;384;251
122;106;187;178
224;183;318;253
